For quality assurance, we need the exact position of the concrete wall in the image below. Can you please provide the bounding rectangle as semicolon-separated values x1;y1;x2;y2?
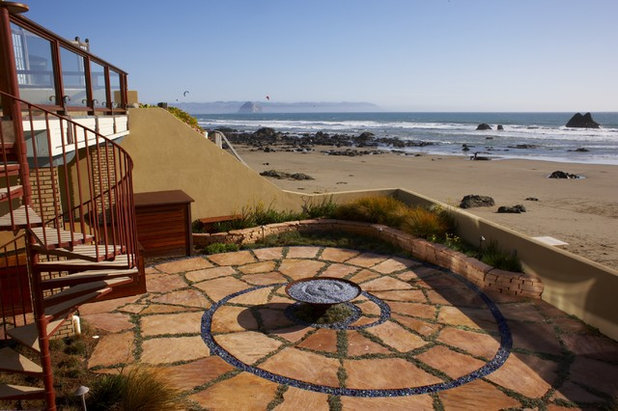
122;108;302;219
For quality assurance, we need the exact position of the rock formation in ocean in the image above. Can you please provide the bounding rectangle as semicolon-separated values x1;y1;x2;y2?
497;124;504;130
476;123;492;130
238;101;262;113
459;195;495;209
565;112;600;128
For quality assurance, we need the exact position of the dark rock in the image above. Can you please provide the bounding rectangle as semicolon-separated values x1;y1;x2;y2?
238;101;262;113
462;144;470;152
525;197;539;201
497;124;504;130
476;123;492;130
260;170;314;180
470;152;491;160
565;112;600;128
548;170;581;179
568;147;589;152
254;127;276;138
508;144;538;149
498;204;526;213
460;195;495;209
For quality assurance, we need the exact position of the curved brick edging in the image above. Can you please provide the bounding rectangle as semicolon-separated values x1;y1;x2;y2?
193;219;544;298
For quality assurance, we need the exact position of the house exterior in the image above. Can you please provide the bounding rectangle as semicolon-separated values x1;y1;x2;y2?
0;3;144;409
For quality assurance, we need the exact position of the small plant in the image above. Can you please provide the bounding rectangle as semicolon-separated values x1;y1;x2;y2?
480;241;522;272
167;106;203;132
203;242;240;254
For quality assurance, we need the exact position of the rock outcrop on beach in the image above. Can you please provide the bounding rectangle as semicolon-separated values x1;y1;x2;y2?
476;123;492;130
459;195;495;209
498;205;526;213
565;112;600;128
260;170;314;180
217;128;434;155
238;101;262;113
497;125;504;130
548;170;582;179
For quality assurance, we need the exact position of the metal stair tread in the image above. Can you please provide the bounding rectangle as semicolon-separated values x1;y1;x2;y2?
36;244;124;262
44;289;111;320
0;347;43;375
30;227;93;250
0;205;42;228
6;320;64;352
36;253;133;271
44;276;132;304
0;383;45;400
41;267;138;289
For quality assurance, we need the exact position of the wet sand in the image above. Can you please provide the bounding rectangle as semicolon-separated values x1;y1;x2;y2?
237;145;618;269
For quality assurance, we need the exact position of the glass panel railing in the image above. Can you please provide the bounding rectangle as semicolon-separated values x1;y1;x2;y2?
90;61;106;109
10;23;57;105
60;46;87;107
110;70;121;109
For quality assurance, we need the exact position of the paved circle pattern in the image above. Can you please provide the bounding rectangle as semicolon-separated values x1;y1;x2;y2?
200;251;513;397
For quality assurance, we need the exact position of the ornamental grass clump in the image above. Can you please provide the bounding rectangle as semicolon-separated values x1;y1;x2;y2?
87;366;185;411
333;196;409;228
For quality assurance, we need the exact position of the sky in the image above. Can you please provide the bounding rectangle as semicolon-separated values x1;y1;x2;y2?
23;0;618;111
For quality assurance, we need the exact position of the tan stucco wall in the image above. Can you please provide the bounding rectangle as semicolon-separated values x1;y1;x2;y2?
121;108;303;219
393;188;618;340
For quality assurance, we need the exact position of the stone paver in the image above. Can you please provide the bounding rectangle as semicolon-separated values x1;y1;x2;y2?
85;246;618;410
286;246;321;258
141;336;210;364
216;331;283;364
146;273;187;293
274;387;329;411
341;395;434;410
344;357;443;389
155;256;213;273
297;329;338;353
150;288;210;308
141;311;203;336
237;260;277;274
319;247;359;262
260;347;340;387
185;266;236;282
189;372;278;409
207;250;256;266
88;331;135;367
81;312;133;333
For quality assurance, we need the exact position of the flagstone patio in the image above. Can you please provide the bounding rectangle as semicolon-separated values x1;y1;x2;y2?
81;247;618;410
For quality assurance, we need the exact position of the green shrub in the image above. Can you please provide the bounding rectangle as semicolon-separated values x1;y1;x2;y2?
167;106;203;132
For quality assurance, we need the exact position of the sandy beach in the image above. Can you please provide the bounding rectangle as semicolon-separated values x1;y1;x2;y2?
236;145;618;269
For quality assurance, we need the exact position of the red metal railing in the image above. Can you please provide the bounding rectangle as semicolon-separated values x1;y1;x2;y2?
0;89;139;330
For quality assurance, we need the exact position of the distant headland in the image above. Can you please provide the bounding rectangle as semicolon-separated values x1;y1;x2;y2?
173;101;381;114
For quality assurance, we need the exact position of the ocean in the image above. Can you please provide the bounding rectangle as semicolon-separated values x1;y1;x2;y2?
195;112;618;165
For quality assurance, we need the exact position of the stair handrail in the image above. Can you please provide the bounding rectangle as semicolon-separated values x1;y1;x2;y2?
0;89;139;268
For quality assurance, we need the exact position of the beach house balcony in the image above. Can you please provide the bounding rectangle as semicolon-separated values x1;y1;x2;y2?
0;3;142;410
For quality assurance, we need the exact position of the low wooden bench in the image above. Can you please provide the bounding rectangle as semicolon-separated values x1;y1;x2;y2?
197;214;242;233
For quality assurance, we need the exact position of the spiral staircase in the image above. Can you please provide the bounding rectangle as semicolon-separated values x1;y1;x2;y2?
0;85;141;411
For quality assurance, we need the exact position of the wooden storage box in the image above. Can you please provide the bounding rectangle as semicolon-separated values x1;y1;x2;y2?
134;190;194;258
